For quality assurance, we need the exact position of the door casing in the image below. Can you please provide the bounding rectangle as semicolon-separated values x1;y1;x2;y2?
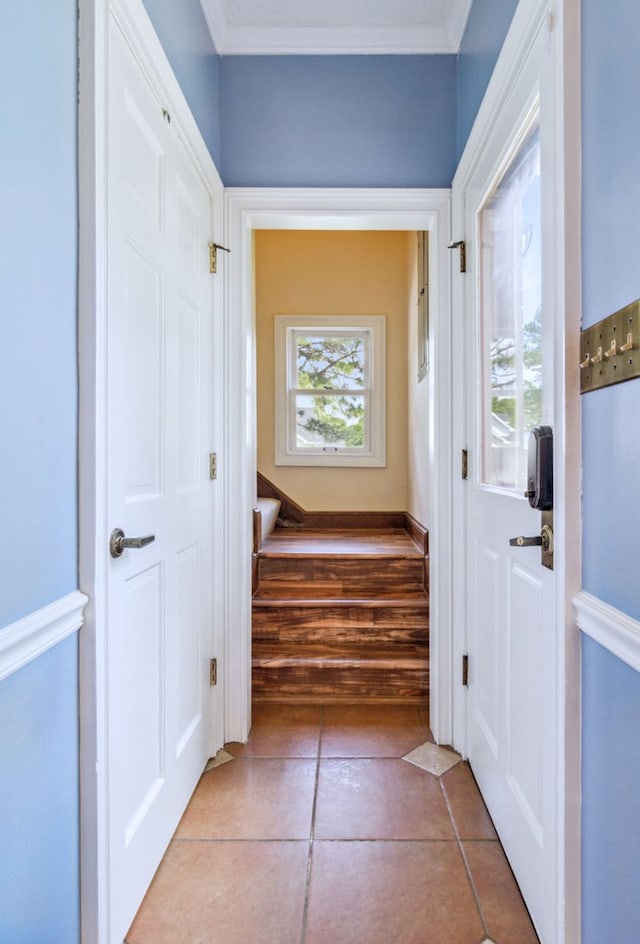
450;0;582;940
223;188;453;745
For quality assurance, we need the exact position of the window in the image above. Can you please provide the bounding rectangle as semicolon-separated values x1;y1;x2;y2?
479;116;542;491
274;315;386;467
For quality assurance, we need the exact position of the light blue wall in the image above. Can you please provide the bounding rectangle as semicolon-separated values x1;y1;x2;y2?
0;637;80;944
219;55;457;187
141;0;221;166
456;0;519;157
580;0;640;940
582;637;640;943
0;3;81;942
0;4;78;627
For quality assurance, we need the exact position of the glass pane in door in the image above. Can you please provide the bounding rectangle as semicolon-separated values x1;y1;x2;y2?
479;117;542;491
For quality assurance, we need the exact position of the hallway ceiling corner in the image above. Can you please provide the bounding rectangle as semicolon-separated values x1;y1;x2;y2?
199;0;473;55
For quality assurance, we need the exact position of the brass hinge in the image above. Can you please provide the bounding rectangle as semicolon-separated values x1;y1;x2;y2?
448;239;466;273
209;658;218;686
461;448;468;480
208;242;231;274
462;654;469;687
209;453;217;480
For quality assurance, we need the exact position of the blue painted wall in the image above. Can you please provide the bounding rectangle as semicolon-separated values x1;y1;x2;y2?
0;4;80;939
0;4;78;626
0;637;80;944
219;55;457;187
142;0;221;166
582;637;640;943
580;0;640;940
456;0;519;157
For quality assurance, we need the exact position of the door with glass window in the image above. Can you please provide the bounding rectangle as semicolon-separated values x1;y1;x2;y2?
461;19;558;943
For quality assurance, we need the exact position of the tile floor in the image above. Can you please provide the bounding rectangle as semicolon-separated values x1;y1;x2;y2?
126;704;540;944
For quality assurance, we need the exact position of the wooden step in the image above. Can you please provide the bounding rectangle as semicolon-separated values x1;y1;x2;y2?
252;600;428;645
259;528;424;557
252;643;429;703
256;556;426;594
251;523;429;704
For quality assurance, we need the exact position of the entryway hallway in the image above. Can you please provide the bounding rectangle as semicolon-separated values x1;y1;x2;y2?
126;704;539;943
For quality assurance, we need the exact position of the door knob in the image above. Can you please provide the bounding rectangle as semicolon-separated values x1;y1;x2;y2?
110;527;156;559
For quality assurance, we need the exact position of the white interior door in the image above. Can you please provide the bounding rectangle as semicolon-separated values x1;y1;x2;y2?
460;15;559;944
106;16;213;941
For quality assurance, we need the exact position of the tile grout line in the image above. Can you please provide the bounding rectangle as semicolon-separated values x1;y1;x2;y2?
299;707;324;944
438;776;490;941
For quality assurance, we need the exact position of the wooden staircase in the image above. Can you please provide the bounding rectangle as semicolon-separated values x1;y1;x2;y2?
252;526;429;703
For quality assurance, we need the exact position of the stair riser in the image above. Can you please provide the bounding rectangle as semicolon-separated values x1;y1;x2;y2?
252;665;428;700
257;557;426;592
253;605;428;644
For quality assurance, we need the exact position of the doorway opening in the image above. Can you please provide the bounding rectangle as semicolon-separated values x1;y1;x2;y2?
222;189;452;744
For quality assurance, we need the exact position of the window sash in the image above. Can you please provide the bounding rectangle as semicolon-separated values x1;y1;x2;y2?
274;315;386;468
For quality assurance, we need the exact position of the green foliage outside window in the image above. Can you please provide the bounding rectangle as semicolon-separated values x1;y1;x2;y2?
295;335;366;448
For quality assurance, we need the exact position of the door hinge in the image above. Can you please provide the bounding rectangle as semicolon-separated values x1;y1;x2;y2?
209;453;217;480
448;239;466;273
461;448;468;480
209;658;218;686
208;241;231;274
462;654;469;687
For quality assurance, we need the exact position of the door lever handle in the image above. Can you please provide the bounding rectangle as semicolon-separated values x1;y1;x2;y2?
509;524;553;553
509;534;542;547
110;527;156;559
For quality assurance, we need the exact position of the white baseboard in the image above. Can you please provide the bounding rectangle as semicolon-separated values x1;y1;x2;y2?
0;591;88;682
574;590;640;673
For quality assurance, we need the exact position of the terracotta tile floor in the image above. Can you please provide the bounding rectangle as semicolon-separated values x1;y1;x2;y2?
126;704;540;944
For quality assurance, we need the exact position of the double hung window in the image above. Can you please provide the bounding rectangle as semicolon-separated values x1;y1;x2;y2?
274;315;386;467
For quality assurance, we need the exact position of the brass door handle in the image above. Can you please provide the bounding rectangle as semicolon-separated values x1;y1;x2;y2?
509;524;553;553
509;534;542;547
110;528;155;559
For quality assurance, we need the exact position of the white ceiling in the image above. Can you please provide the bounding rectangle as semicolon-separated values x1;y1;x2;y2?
200;0;473;55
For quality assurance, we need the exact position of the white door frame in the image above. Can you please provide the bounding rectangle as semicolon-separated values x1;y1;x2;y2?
78;0;226;939
450;0;582;939
223;188;453;745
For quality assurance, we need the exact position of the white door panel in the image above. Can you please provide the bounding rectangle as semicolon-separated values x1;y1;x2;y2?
106;16;212;942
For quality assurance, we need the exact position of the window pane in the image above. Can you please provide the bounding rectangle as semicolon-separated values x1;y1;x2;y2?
479;119;542;491
295;393;365;448
296;334;365;390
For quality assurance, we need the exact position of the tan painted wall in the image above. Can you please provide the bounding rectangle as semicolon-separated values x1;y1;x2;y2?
255;230;410;511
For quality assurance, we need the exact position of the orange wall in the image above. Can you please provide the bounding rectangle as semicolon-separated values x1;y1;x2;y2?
254;230;410;511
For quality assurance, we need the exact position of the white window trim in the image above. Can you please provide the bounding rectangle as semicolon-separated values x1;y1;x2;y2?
274;314;386;467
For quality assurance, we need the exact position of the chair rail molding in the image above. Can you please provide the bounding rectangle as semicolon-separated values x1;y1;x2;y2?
574;590;640;673
0;591;88;682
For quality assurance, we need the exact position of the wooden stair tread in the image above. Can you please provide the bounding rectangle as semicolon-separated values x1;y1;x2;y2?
253;644;427;666
253;591;428;606
260;528;423;559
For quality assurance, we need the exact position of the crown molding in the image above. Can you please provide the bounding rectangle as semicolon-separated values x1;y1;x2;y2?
200;0;473;55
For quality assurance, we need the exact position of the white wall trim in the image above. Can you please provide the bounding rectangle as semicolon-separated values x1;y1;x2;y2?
575;591;640;673
0;591;88;683
200;0;472;55
224;187;453;745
